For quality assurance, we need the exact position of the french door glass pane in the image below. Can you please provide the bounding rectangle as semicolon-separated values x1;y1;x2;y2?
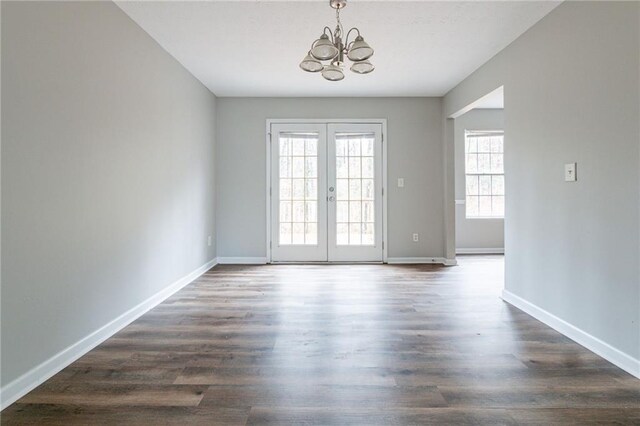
335;132;375;246
279;133;318;245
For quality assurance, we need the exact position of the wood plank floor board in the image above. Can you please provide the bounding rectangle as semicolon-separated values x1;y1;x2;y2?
245;407;518;426
57;366;184;385
174;366;396;386
506;408;640;425
15;383;208;407
3;256;639;425
1;404;250;426
198;384;449;409
393;365;626;387
515;351;623;370
439;385;640;409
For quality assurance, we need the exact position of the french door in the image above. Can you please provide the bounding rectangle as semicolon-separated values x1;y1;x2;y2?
270;122;383;262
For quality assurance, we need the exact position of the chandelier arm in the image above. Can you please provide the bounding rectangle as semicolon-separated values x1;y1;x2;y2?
344;27;361;47
323;26;335;43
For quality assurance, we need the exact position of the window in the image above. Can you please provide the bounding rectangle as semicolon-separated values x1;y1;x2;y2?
278;133;318;245
335;133;376;246
465;130;504;218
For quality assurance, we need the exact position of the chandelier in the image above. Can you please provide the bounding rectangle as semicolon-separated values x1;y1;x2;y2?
299;0;374;81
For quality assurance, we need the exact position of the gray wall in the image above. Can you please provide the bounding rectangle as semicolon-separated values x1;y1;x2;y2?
216;98;444;259
444;1;640;359
1;1;217;386
455;109;504;251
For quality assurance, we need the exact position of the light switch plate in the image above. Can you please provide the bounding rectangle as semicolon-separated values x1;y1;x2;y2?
564;163;577;182
397;178;405;188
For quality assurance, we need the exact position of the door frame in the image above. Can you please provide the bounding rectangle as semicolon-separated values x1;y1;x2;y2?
266;118;388;263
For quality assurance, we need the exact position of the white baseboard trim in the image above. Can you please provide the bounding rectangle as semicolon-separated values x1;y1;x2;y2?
456;248;505;254
387;257;457;266
501;289;640;379
217;257;268;264
0;257;218;411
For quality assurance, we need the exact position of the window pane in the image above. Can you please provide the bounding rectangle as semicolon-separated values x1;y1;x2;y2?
336;223;349;245
292;179;304;200
305;179;317;199
348;157;361;178
305;201;317;222
362;223;374;245
491;153;504;174
305;138;317;156
362;138;374;156
479;175;492;195
492;175;504;196
336;179;349;200
491;137;503;153
280;201;291;222
348;139;361;156
292;138;305;156
280;223;291;244
466;175;479;195
336;139;347;156
280;139;291;156
467;137;478;153
479;196;492;216
466;196;479;217
305;222;317;245
349;201;362;222
362;179;374;200
280;179;292;200
292;201;305;222
305;157;317;178
349;179;361;200
362;157;374;178
478;154;491;173
292;157;305;177
362;201;374;222
349;223;362;245
336;201;349;222
493;196;505;217
292;223;305;244
478;137;491;153
279;157;291;178
336;157;348;178
466;154;478;173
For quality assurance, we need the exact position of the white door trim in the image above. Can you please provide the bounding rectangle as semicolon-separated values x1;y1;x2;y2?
266;119;388;263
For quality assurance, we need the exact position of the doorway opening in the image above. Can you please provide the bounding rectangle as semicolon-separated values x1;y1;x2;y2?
448;86;505;289
452;87;505;257
266;120;387;263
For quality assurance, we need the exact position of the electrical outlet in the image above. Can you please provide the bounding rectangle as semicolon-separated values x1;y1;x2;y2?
412;233;419;242
207;235;212;246
397;178;405;188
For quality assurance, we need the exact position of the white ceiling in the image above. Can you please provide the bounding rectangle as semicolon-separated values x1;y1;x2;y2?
116;1;560;97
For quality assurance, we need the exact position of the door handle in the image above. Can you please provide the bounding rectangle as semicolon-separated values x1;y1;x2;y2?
328;196;335;202
329;187;335;192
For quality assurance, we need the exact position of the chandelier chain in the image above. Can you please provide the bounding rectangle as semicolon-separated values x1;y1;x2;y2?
335;8;343;39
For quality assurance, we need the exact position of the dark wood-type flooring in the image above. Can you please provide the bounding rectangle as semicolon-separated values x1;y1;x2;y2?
3;256;639;425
